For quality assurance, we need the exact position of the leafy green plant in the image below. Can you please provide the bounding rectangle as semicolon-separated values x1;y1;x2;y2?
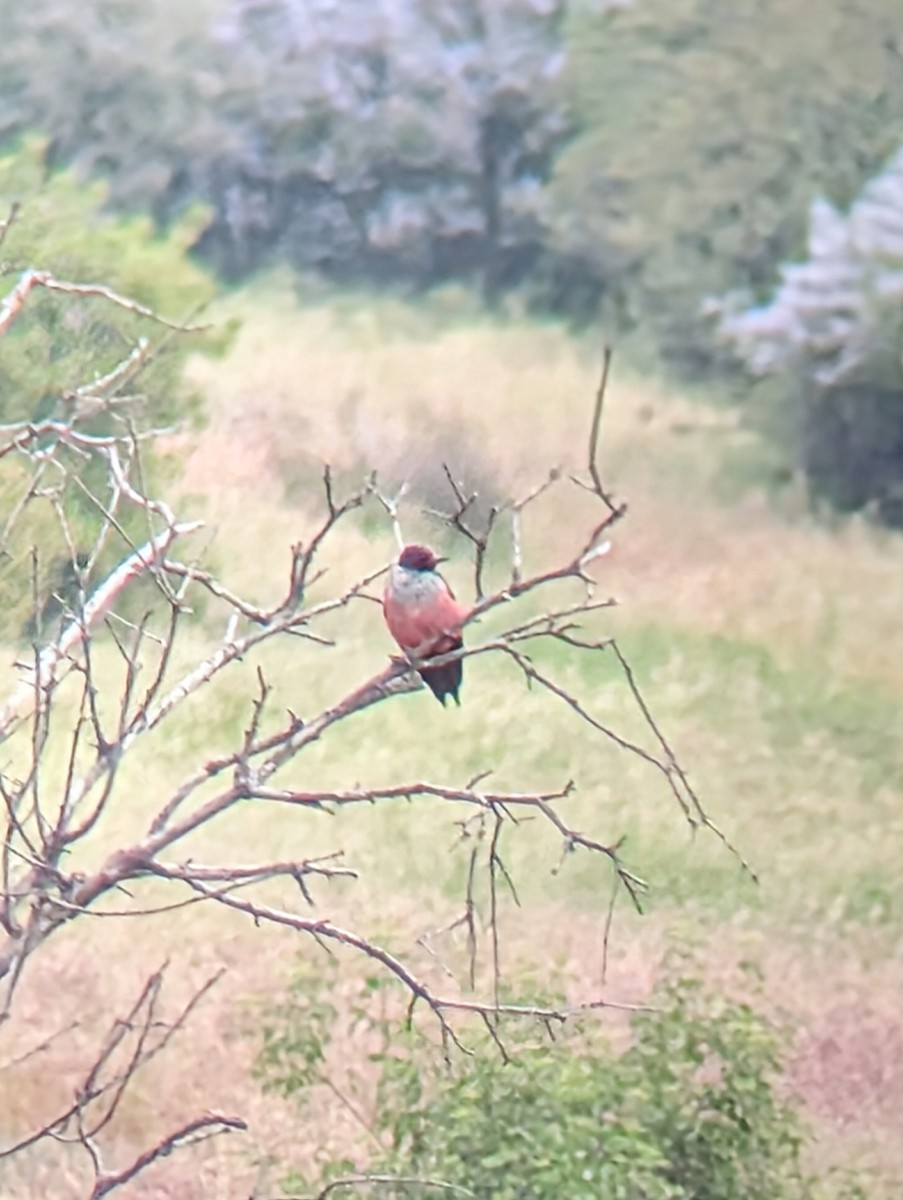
0;138;224;637
258;962;864;1199
0;137;216;422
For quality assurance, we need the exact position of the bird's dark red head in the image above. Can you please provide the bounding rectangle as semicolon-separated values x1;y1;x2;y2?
398;543;439;571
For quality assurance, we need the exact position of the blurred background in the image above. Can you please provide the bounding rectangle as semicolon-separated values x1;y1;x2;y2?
1;1;902;1197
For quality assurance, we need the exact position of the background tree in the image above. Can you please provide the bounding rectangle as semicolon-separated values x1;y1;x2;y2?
549;0;903;368
0;0;231;217
198;0;572;292
4;0;903;386
715;145;903;527
0;0;570;295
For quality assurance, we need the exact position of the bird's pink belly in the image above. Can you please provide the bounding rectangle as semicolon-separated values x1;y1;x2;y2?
386;605;451;652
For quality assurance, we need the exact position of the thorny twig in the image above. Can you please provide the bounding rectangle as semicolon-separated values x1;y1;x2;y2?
90;1113;247;1199
439;462;499;600
0;964;229;1189
0;268;209;339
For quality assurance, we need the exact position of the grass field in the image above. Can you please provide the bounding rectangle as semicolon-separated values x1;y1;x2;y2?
2;275;902;1197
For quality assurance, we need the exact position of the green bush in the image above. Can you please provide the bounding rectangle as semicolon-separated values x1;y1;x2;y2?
0;137;215;424
0;138;221;638
258;963;863;1200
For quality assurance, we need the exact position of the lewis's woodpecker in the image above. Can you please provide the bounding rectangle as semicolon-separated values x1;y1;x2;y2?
383;544;468;706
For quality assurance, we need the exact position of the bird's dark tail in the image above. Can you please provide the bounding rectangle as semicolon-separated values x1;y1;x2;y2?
420;637;463;707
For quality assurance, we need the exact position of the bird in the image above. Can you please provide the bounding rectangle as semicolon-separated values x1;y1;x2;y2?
383;543;469;706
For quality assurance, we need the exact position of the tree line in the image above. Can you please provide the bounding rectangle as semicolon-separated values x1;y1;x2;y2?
2;0;903;521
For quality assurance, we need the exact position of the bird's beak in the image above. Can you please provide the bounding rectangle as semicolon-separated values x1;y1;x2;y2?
435;556;449;565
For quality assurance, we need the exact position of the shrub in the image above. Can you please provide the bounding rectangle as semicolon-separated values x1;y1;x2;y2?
0;138;216;423
0;138;222;635
258;964;861;1200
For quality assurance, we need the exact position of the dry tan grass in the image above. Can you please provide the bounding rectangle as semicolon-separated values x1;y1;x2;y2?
2;278;902;1196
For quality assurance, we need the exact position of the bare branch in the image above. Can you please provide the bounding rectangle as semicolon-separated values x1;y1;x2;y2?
0;201;21;252
374;479;409;551
0;268;210;339
0;520;202;741
137;881;650;1023
90;1114;247;1199
0;965;225;1173
436;462;498;600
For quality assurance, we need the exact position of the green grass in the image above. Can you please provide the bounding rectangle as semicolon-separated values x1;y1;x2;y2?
33;588;899;939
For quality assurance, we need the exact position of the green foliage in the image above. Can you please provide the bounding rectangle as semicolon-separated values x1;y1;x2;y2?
257;961;860;1200
551;0;903;368
376;981;804;1200
8;0;903;540
0;138;215;423
256;960;343;1101
0;138;221;637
